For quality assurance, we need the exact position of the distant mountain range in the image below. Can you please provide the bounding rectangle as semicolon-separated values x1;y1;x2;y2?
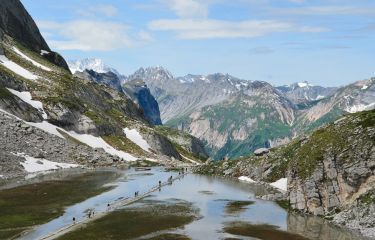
68;60;375;160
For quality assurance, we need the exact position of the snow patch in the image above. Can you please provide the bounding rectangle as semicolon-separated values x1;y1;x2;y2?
123;128;151;152
6;88;48;119
40;50;50;55
16;153;79;173
0;55;38;80
361;85;368;90
12;47;51;71
346;103;375;113
238;176;256;183
27;121;65;138
66;131;137;161
316;95;325;100
270;178;287;192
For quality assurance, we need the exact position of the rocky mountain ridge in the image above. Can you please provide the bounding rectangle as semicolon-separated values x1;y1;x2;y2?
128;66;375;160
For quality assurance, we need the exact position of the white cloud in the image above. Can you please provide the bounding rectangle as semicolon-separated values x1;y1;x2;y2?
277;6;375;15
76;4;118;17
37;20;152;51
148;19;328;39
162;0;208;18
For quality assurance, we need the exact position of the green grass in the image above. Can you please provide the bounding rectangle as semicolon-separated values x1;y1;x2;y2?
102;135;146;156
57;200;198;240
0;171;119;238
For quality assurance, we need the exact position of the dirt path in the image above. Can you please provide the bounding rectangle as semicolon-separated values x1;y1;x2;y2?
22;173;187;240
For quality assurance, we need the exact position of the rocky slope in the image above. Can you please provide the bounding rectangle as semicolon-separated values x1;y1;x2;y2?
0;0;207;178
195;109;375;238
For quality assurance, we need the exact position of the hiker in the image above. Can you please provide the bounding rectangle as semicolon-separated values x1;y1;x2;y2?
73;217;76;224
159;180;162;187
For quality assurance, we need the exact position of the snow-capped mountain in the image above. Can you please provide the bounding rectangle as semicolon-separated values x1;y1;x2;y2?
68;58;119;75
277;81;337;105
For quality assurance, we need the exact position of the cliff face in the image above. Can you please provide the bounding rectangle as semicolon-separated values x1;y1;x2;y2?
123;79;162;125
287;111;375;215
0;0;70;71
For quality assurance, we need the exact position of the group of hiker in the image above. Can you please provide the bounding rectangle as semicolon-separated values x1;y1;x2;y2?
72;168;189;224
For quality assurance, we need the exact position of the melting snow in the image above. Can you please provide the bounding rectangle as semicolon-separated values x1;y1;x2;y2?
27;121;65;138
123;128;151;152
346;103;375;113
40;50;50;55
0;55;38;80
238;176;256;183
12;47;51;71
316;95;325;100
16;153;79;173
270;178;287;191
7;88;48;119
67;131;137;161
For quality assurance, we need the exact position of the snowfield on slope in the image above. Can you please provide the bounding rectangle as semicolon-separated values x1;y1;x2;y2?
346;103;375;113
67;131;137;161
238;176;256;183
0;55;38;80
123;128;151;152
16;153;79;173
7;88;48;119
270;178;288;192
12;47;51;71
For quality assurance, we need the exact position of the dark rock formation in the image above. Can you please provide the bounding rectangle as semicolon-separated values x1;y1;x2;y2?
75;70;124;93
0;0;70;71
123;79;162;125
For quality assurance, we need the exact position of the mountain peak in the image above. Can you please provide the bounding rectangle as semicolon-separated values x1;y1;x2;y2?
293;81;314;88
68;58;119;75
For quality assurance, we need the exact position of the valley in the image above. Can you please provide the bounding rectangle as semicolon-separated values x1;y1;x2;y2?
0;0;374;239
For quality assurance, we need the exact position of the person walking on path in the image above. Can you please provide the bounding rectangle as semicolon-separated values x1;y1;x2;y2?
73;217;76;224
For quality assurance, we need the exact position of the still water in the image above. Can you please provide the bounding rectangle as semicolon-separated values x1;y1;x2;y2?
15;168;362;240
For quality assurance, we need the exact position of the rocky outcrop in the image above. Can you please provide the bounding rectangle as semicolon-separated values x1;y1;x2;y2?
0;0;70;71
0;86;43;122
123;79;162;125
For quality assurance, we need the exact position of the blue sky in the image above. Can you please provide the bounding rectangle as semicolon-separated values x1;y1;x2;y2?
21;0;375;86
